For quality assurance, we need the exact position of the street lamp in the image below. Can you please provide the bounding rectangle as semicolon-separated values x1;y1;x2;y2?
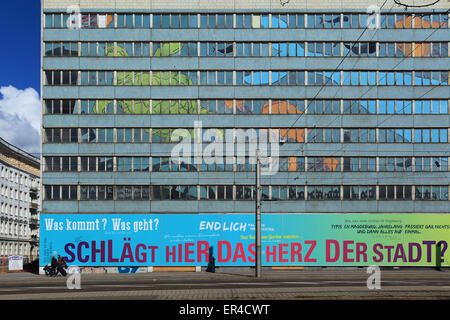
255;148;262;278
255;139;285;278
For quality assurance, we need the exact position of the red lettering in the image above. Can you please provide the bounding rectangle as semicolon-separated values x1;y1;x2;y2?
165;245;176;263
108;240;119;263
218;241;232;263
343;240;354;263
135;244;147;263
148;246;158;263
197;241;209;263
120;242;134;263
326;240;340;262
385;245;394;262
232;243;247;263
290;243;302;262
266;245;277;262
393;244;407;263
356;242;368;263
304;240;317;262
372;243;383;263
248;243;255;263
178;244;183;262
184;242;195;263
278;244;289;263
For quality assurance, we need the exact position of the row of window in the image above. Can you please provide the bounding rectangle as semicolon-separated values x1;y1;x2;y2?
0;166;37;187
0;202;31;219
44;99;449;115
0;185;31;202
42;127;449;144
43;156;449;173
43;184;449;201
44;70;449;86
44;41;449;58
44;12;449;29
0;222;30;238
0;242;35;257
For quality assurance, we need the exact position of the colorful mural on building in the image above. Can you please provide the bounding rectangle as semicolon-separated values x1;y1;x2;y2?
40;213;450;267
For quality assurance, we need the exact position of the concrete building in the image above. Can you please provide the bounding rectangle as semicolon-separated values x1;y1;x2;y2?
0;138;40;261
41;0;449;267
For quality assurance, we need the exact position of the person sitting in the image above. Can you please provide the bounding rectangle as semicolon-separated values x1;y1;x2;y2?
51;256;57;269
44;256;58;276
56;255;67;276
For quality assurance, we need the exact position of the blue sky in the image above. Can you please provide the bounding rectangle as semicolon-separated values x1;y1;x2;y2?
0;1;41;155
0;1;40;93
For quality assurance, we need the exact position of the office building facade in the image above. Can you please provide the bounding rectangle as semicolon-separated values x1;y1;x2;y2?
0;138;40;260
41;0;449;267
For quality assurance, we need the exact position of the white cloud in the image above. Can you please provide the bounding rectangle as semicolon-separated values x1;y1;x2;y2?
0;86;41;156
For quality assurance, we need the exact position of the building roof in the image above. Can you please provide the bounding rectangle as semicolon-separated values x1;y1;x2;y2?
0;137;40;169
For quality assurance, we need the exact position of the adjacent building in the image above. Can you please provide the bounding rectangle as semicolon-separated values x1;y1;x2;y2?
41;0;449;267
0;138;40;261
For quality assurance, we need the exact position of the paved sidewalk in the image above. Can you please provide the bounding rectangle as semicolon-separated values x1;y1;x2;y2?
0;267;438;278
0;268;449;300
1;267;449;283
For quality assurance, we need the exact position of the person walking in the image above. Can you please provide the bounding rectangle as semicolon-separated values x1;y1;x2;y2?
206;246;216;273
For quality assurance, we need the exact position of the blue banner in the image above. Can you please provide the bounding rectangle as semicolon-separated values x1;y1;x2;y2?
40;213;450;267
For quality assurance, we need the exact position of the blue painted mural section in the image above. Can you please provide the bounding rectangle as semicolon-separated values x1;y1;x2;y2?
40;213;298;267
